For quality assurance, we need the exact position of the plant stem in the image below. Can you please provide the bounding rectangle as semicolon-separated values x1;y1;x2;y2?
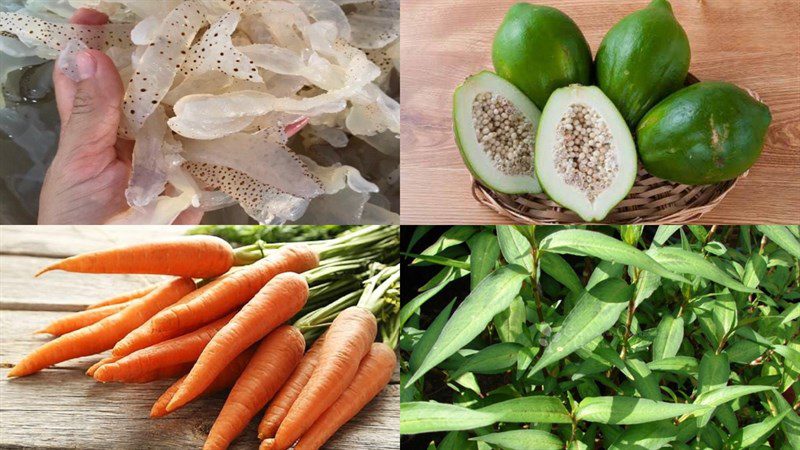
621;269;641;359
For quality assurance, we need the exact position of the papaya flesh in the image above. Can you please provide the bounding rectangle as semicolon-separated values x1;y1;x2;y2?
636;81;772;185
596;0;691;128
492;3;592;110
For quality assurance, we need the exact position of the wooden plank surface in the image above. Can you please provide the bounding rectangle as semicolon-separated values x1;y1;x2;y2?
0;226;399;449
400;0;800;224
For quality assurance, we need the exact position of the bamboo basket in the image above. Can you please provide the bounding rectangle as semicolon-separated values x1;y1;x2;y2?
471;74;762;224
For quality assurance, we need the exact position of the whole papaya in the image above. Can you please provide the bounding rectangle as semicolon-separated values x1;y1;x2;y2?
492;3;592;110
637;82;772;185
596;0;691;128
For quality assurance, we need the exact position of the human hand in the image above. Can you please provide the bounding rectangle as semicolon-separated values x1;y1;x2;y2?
38;8;202;225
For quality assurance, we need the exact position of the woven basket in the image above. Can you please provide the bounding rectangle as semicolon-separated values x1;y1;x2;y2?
472;74;761;224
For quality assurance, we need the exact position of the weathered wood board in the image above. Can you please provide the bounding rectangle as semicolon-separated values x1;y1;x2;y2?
0;226;400;449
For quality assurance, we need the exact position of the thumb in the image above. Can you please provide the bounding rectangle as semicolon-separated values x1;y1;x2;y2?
55;49;124;160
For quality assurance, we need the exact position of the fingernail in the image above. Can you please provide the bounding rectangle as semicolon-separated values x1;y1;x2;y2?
76;51;97;80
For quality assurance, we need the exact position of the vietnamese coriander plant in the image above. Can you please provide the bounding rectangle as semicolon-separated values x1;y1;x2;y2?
400;225;800;450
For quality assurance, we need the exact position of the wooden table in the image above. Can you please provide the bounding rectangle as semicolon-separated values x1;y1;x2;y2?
400;0;800;224
0;226;399;449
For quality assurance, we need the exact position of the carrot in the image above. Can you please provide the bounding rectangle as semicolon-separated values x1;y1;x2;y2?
204;326;305;450
8;278;195;378
93;312;235;383
289;343;396;450
36;303;128;336
166;273;309;412
270;307;377;450
150;347;256;418
35;235;234;278
111;278;227;358
86;355;120;377
258;336;326;439
124;362;193;384
85;284;157;309
150;244;318;334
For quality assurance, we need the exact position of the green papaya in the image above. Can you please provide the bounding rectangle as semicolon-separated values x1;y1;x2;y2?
637;82;772;185
596;0;691;128
492;3;592;110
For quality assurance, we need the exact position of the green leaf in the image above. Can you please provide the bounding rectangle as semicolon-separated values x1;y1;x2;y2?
407;226;433;252
772;391;800;449
449;343;521;379
575;397;709;425
468;232;500;289
704;241;727;256
680;385;775;420
398;276;453;328
409;299;456;373
407;264;529;384
632;269;661;308
742;253;767;290
695;291;737;349
566;441;589;450
729;410;790;448
757;225;800;258
649;246;758;293
698;353;730;394
531;278;633;373
540;230;685;282
471;430;563;450
478;396;572;424
400;402;496;434
403;252;471;270
417;226;477;257
609;421;678;450
625;358;661;401
493;296;529;345
540;252;583;294
653;225;681;246
439;431;474;450
587;260;625;289
419;262;469;291
647;356;699;374
497;225;534;271
652;314;684;361
696;352;731;427
620;225;644;246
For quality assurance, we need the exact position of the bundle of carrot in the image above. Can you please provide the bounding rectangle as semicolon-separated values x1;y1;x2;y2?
9;226;400;449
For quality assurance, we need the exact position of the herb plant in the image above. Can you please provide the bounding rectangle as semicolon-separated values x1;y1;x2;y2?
400;225;800;449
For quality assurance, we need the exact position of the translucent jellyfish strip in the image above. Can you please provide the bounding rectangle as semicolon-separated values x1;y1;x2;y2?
121;1;205;132
181;131;323;198
0;11;133;55
181;11;261;82
347;0;399;49
184;161;309;224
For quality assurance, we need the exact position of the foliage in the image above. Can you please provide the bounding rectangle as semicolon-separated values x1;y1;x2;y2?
400;225;800;449
188;225;352;246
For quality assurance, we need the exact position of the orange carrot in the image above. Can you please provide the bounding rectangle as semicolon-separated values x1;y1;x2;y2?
85;284;158;309
124;362;193;384
166;273;309;412
258;336;326;439
86;355;120;377
93;312;235;383
36;235;234;278
289;343;396;450
111;278;227;358
151;244;318;334
8;278;195;378
204;326;305;450
270;307;377;450
150;347;256;418
36;303;128;336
